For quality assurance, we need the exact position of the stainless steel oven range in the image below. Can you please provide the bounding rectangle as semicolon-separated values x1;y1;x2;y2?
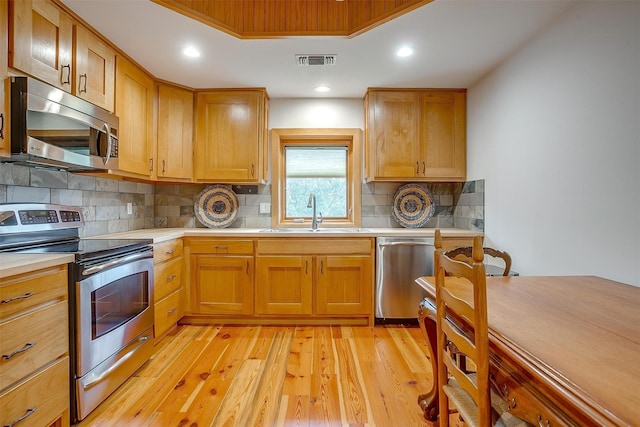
0;203;154;423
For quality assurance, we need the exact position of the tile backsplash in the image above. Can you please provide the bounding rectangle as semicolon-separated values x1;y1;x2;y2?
1;163;484;235
0;164;154;237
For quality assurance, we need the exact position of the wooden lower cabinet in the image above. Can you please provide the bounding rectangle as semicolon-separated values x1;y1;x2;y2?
183;237;374;325
190;255;253;315
316;255;372;315
255;255;312;315
0;263;70;427
153;239;184;339
255;238;374;324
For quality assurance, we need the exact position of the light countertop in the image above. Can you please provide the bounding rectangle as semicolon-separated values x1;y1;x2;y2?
92;227;482;243
1;253;75;278
1;228;481;276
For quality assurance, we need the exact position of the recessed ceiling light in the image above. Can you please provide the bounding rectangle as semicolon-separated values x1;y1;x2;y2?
314;85;331;93
182;46;200;58
396;47;414;58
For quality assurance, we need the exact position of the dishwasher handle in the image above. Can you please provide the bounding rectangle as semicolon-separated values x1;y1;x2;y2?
378;241;434;248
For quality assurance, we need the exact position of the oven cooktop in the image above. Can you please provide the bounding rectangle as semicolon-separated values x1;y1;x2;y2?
0;203;152;260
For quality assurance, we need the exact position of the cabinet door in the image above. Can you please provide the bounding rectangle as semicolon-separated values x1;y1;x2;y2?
191;255;253;315
157;84;193;180
316;255;372;315
1;0;8;157
256;256;312;315
368;91;420;179
115;56;155;177
420;91;466;180
10;0;73;90
194;91;263;182
74;25;115;111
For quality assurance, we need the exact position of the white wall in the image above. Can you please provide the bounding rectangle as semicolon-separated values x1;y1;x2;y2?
269;98;364;129
467;1;640;285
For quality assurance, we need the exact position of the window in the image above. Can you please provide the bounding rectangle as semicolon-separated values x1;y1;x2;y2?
285;146;347;218
271;129;362;228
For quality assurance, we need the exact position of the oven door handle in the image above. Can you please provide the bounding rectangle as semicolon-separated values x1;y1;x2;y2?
82;251;151;276
81;334;151;390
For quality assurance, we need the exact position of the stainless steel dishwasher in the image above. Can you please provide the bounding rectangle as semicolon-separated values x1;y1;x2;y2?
376;237;435;321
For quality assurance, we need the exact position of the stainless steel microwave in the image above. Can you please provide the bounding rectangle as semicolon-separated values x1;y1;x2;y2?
5;76;119;171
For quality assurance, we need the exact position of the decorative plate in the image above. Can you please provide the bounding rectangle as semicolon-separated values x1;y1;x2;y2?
194;185;239;228
391;184;435;228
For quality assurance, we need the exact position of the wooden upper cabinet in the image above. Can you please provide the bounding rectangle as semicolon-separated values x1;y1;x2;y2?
365;88;466;182
194;90;267;183
115;56;156;178
420;91;466;180
366;90;420;179
9;0;73;90
74;25;115;111
1;0;8;157
157;84;193;181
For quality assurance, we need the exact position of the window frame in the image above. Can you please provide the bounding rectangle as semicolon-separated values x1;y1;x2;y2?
270;128;362;229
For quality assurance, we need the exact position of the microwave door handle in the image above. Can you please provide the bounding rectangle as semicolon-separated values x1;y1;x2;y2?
103;122;112;166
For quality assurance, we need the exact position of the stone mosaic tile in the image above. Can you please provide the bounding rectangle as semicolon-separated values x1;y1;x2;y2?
30;169;67;189
108;219;129;233
68;173;96;190
0;185;6;203
0;164;29;186
51;189;83;206
6;186;50;203
96;177;119;192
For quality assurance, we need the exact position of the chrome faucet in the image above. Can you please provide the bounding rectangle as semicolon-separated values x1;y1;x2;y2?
307;192;323;230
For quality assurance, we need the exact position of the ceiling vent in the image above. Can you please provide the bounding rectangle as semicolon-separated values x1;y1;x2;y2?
295;54;337;66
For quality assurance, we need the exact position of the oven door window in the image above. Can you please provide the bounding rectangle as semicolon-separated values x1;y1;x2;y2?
91;271;149;339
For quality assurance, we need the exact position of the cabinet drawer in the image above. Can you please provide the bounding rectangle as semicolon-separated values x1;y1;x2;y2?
154;239;183;264
0;300;68;391
188;239;254;254
257;239;373;255
0;356;69;427
154;257;182;301
155;288;183;338
0;265;67;319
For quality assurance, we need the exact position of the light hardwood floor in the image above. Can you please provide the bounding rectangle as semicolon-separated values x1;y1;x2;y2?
77;324;434;426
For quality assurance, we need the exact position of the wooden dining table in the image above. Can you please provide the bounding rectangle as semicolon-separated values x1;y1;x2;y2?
414;275;640;427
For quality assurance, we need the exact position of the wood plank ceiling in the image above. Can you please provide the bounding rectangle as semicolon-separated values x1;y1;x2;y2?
151;0;434;38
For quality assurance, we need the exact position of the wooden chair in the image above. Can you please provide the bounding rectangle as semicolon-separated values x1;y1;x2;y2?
435;229;491;427
445;245;512;276
434;230;531;427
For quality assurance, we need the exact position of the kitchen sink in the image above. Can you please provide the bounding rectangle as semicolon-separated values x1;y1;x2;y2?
259;228;369;233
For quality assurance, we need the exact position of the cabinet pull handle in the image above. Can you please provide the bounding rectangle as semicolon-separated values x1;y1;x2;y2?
422;161;426;175
2;342;36;360
320;260;324;274
246;260;250;275
166;249;176;255
5;407;37;427
0;113;4;140
250;163;255;177
162;160;166;174
1;292;34;304
167;307;177;316
415;161;419;175
79;73;88;93
305;260;308;274
166;274;176;282
61;64;71;85
149;158;154;172
214;245;228;250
